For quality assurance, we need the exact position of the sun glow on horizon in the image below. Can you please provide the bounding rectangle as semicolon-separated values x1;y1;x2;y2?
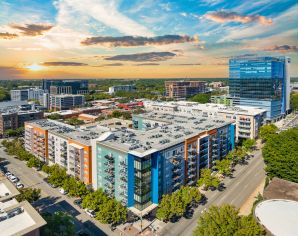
26;64;43;71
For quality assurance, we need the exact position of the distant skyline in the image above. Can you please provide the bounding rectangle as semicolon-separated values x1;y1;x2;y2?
0;0;297;79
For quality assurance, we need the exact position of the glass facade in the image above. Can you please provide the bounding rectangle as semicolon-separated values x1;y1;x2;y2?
229;56;290;119
134;155;152;210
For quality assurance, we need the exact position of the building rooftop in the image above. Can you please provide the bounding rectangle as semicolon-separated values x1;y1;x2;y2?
255;199;298;236
144;100;266;116
0;201;47;236
263;177;298;201
0;102;42;115
27;119;109;146
0;177;46;236
96;111;232;156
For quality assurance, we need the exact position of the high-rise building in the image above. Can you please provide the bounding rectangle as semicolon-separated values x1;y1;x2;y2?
165;81;207;99
42;79;89;94
229;56;290;120
50;94;85;111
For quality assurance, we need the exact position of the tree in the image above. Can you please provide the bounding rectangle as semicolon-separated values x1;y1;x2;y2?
47;165;67;187
189;93;211;104
262;128;298;182
290;93;298;111
194;205;264;236
63;177;88;198
41;211;75;236
197;169;220;190
259;124;278;142
82;189;127;224
47;113;63;120
15;188;41;203
215;159;232;176
27;156;42;168
156;187;202;221
66;118;84;126
242;139;256;151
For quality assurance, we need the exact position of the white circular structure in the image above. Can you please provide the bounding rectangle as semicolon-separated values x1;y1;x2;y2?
255;199;298;236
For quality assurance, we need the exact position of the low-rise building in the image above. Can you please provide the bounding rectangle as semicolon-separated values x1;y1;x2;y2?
108;85;136;94
0;177;46;236
143;101;266;140
50;94;85;111
92;112;235;211
0;101;44;136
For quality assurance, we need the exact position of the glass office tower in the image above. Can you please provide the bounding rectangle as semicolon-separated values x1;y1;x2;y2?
229;56;290;120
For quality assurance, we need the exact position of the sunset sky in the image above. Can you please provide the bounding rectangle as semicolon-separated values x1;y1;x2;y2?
0;0;297;79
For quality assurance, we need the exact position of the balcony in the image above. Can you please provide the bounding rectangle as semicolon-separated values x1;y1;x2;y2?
120;184;127;190
120;176;127;182
105;176;115;184
173;181;181;189
104;168;115;176
187;179;195;186
188;159;196;165
120;161;127;166
173;167;181;174
188;165;196;172
119;191;127;197
104;154;114;161
173;175;180;182
172;160;180;166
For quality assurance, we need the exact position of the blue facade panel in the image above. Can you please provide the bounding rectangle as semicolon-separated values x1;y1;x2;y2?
151;152;160;204
229;124;235;150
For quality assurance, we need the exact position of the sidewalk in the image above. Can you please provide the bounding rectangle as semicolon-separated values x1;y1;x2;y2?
239;178;265;215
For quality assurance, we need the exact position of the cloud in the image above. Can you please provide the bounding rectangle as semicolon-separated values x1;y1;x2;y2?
0;66;25;79
105;52;176;62
81;35;199;47
136;63;160;66
205;11;272;25
0;32;18;39
264;45;298;53
42;62;88;66
94;63;124;67
171;63;201;66
10;23;53;36
57;0;154;37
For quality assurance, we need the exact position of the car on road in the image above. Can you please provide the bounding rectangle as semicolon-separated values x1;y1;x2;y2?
16;182;24;189
59;188;68;195
85;209;96;218
74;198;82;208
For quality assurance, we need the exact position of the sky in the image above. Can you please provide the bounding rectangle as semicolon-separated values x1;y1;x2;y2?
0;0;297;79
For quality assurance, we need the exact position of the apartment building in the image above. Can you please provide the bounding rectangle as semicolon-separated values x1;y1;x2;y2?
143;101;266;140
165;81;207;99
0;102;44;136
50;94;85;111
108;84;136;94
0;177;46;235
91;112;235;212
25;120;108;184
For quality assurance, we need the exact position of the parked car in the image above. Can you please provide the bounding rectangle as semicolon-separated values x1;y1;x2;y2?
59;188;68;195
74;199;82;208
10;176;19;183
85;209;96;218
5;172;12;177
16;182;24;189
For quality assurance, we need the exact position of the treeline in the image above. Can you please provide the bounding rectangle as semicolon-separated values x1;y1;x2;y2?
261;125;298;183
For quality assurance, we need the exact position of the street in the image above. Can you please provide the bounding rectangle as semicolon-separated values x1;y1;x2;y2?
159;147;265;236
0;146;118;236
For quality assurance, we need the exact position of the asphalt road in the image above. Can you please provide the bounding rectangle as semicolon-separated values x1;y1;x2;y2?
0;146;118;236
160;148;265;236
